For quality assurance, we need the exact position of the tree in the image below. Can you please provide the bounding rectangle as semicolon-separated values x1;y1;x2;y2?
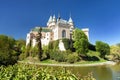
110;44;120;61
96;41;110;58
36;27;42;60
15;39;26;54
73;29;89;55
0;35;18;65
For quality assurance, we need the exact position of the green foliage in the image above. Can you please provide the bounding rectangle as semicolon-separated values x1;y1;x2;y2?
62;38;71;50
0;64;96;80
49;50;80;63
96;41;110;58
108;45;120;61
49;50;68;62
19;45;40;61
87;50;100;57
0;64;80;80
53;40;59;50
110;45;120;55
42;45;50;60
15;39;26;53
19;42;31;61
19;53;26;61
48;41;53;49
86;50;100;61
73;29;89;55
31;46;39;57
48;40;59;50
0;35;18;65
67;53;80;63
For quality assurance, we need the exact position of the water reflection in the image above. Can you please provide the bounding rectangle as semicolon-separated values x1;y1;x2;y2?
40;63;120;80
111;63;120;80
94;65;112;80
66;65;112;80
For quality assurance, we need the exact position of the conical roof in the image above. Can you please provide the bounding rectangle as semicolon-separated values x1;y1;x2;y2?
53;14;56;22
48;16;53;23
68;17;73;23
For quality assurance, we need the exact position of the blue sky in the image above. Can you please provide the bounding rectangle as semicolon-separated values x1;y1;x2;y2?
0;0;120;45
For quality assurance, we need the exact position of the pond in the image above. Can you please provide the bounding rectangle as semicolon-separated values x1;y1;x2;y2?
66;63;120;80
41;62;120;80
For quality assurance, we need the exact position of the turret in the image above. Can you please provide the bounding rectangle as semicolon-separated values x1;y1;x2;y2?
47;16;53;26
53;14;56;22
68;17;74;29
68;17;73;25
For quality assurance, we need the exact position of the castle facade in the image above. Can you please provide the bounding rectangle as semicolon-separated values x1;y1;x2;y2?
26;15;89;50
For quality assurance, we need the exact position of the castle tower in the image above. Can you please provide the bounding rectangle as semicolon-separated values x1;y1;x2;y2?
53;14;56;22
47;16;53;26
68;17;74;26
47;15;56;29
68;17;74;34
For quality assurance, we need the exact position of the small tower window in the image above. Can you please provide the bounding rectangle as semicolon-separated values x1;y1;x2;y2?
62;30;66;38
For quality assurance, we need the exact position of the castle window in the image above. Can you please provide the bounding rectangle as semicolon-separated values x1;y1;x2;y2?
62;30;66;38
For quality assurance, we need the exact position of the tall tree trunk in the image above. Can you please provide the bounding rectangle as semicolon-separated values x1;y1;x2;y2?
36;27;42;61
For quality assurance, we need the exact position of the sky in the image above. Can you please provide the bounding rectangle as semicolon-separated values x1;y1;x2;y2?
0;0;120;45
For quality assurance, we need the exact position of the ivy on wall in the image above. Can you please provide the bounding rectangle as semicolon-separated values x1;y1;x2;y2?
62;38;70;50
48;40;59;50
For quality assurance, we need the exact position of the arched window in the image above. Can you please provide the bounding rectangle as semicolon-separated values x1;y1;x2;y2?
62;30;66;38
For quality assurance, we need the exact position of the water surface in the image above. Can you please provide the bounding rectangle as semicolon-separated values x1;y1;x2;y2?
41;63;120;80
65;63;120;80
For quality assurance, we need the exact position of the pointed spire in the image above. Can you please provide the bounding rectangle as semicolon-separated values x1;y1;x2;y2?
48;15;53;23
53;14;56;22
68;17;73;23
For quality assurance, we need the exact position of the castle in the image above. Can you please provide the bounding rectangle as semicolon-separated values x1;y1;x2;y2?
26;15;89;51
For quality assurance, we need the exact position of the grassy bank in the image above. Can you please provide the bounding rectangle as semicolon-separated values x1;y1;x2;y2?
18;57;116;67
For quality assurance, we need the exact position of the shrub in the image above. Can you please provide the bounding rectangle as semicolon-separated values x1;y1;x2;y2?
49;50;68;62
67;53;79;63
0;64;82;80
48;40;59;50
31;46;39;57
96;41;110;58
19;53;26;61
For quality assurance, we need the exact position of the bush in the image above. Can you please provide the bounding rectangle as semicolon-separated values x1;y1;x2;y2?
96;41;110;58
0;64;96;80
48;40;59;50
0;35;18;65
0;64;92;80
19;53;26;61
67;53;79;63
49;50;68;62
31;46;39;57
